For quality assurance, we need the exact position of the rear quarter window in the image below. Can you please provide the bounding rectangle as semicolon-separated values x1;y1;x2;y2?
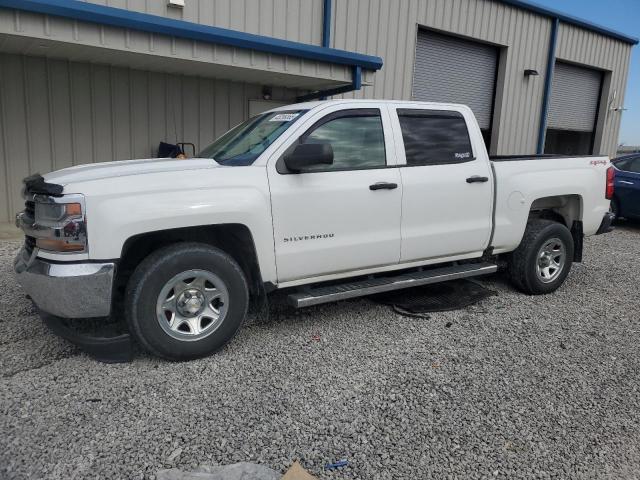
614;156;640;173
627;158;640;173
397;109;474;166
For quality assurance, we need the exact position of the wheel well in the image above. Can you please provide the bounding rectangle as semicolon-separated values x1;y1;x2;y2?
528;195;584;262
528;194;582;228
115;224;263;299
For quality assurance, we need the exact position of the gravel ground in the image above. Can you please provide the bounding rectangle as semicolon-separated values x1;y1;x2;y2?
1;225;640;480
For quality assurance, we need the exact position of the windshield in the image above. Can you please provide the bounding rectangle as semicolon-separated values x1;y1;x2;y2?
198;110;306;166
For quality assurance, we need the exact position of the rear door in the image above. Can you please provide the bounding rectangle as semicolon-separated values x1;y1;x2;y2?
615;156;640;218
267;104;402;283
390;105;494;263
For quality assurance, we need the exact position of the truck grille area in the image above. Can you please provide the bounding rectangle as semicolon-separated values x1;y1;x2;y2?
20;200;37;254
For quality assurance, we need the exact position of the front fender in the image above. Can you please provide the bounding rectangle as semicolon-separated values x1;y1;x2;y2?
73;168;277;283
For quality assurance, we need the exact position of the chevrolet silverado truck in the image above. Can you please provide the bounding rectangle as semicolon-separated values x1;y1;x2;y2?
14;100;615;361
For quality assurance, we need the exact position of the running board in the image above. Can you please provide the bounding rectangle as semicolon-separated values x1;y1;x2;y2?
287;262;498;308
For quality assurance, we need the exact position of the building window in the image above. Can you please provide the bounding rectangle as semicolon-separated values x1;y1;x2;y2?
544;129;594;156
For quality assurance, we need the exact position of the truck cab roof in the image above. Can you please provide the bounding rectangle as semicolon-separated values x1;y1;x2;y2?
266;99;471;113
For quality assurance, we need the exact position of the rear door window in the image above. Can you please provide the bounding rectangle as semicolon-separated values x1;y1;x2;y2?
397;109;474;166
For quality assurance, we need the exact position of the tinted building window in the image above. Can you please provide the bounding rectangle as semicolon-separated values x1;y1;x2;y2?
397;109;473;166
544;129;593;156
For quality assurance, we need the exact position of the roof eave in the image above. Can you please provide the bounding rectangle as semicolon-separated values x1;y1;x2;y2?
0;0;384;70
499;0;638;45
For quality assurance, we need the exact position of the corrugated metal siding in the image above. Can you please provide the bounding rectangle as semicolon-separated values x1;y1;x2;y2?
330;0;631;157
547;62;602;132
0;8;353;88
556;23;633;156
81;0;324;45
331;0;553;156
0;52;298;223
413;30;498;130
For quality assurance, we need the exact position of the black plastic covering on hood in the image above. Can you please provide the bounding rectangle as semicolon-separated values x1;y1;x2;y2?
22;173;64;197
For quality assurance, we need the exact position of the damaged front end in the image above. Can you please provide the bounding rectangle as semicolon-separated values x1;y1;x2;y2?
14;174;132;362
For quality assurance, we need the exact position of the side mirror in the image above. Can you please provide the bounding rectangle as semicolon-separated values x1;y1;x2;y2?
283;143;333;172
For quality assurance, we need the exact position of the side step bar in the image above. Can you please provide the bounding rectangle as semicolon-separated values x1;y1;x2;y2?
287;262;498;308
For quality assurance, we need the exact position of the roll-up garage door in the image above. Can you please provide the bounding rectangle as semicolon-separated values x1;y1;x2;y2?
412;30;498;132
548;62;602;132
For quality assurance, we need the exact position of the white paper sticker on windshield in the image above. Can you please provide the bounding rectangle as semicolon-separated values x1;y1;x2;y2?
270;113;299;122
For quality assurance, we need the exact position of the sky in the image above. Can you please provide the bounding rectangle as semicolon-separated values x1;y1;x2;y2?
532;0;640;146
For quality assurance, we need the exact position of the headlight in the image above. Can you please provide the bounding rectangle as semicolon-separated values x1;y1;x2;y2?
34;202;82;227
32;196;87;253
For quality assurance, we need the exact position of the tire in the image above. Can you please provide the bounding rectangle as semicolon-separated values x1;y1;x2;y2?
610;198;620;220
507;219;574;295
125;242;249;360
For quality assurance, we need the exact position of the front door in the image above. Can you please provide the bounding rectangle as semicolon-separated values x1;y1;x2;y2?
267;106;402;283
391;106;494;263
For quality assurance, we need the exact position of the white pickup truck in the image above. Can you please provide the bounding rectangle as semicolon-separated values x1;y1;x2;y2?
14;100;615;360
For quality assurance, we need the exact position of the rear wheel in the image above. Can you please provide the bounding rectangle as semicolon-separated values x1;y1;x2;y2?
507;219;574;295
125;242;249;360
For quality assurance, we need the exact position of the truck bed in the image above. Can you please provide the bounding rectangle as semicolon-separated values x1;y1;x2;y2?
489;154;610;254
491;154;601;162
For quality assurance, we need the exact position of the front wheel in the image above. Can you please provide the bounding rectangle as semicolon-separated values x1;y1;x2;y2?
507;219;574;295
125;243;249;360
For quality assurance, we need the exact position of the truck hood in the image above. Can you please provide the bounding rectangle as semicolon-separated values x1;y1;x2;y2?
44;158;220;186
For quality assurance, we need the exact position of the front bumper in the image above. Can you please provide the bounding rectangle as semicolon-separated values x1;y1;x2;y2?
13;247;115;318
596;211;615;235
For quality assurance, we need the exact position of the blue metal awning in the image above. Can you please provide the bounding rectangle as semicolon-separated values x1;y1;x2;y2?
0;0;384;70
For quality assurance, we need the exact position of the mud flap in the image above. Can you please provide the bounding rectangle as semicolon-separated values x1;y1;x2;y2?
571;220;584;262
40;311;133;363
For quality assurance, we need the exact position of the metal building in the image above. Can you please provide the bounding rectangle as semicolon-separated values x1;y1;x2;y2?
0;0;637;223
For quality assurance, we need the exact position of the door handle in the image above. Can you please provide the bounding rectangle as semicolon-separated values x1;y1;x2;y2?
369;182;398;191
466;175;489;183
